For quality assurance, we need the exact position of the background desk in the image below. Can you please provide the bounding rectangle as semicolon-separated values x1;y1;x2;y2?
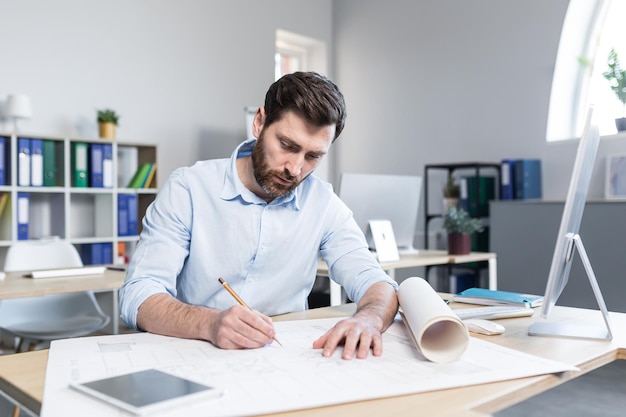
0;269;127;335
0;303;624;417
317;250;497;305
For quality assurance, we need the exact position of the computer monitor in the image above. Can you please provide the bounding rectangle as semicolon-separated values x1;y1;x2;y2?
338;173;422;253
528;107;613;340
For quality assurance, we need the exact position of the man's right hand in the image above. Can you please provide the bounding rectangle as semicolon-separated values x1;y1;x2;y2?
208;305;277;349
136;293;277;350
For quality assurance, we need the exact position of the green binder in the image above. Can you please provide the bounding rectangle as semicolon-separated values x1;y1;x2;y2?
72;142;88;187
127;163;152;188
43;140;57;186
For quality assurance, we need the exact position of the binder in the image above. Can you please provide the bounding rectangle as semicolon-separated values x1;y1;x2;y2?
18;137;31;186
72;142;88;187
0;193;9;218
17;192;29;240
102;144;113;188
118;194;138;236
127;163;152;188
459;176;495;217
81;243;102;265
101;242;113;264
514;159;542;199
118;194;129;236
500;159;516;200
43;140;57;187
141;163;157;188
89;143;104;187
127;194;138;235
30;139;44;187
0;136;7;185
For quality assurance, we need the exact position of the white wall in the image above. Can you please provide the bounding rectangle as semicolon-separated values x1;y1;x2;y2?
4;1;625;214
0;0;333;185
332;0;626;214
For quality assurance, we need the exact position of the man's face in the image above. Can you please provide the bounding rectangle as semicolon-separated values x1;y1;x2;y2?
251;110;334;199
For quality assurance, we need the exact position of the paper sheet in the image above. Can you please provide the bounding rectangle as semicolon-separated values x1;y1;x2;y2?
42;316;577;417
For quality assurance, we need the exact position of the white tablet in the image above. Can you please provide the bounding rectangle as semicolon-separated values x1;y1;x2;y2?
69;369;223;415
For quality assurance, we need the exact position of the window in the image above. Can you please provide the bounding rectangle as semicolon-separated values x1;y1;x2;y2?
547;0;626;141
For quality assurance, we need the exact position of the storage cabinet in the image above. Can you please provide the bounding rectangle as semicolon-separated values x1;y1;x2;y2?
423;162;500;291
0;133;158;267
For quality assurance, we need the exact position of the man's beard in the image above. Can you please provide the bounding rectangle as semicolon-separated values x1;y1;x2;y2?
251;134;302;198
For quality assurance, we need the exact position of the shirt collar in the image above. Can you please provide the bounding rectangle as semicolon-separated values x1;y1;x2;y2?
221;139;301;209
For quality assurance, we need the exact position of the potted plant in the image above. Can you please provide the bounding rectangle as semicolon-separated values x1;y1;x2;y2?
97;108;120;139
603;48;626;132
443;206;483;255
442;174;460;213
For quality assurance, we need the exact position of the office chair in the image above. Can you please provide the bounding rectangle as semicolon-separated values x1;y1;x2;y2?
0;239;111;353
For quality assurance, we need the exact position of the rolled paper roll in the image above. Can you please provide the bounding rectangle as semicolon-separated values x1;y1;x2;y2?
398;277;469;363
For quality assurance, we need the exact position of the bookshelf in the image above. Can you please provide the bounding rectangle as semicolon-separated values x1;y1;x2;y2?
0;132;158;267
423;162;500;291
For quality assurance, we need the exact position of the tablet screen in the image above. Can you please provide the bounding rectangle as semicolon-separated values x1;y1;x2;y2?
70;369;221;415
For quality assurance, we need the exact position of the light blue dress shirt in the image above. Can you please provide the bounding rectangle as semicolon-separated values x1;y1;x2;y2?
119;139;397;330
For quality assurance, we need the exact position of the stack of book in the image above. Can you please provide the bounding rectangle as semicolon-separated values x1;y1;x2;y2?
452;287;544;308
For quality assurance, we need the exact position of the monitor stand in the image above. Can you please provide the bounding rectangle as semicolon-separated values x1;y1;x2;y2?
529;234;613;340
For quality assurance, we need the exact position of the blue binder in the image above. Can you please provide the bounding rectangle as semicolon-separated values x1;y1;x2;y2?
514;159;542;200
101;242;113;264
18;137;31;186
17;192;29;240
30;139;44;187
81;243;102;265
118;194;138;236
0;136;7;185
89;143;104;187
103;144;113;188
500;159;516;200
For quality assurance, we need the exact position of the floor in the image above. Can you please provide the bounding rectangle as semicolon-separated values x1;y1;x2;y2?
495;360;626;417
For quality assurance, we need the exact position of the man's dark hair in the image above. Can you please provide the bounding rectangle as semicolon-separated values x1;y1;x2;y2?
263;72;346;142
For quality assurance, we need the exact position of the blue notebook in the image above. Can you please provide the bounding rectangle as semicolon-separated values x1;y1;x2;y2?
453;287;544;308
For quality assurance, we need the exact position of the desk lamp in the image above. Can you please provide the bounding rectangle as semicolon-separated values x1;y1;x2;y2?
5;94;33;133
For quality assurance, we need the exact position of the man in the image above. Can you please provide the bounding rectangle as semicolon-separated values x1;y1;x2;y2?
119;72;398;360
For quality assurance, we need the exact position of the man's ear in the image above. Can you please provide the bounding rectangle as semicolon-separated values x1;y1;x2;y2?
252;107;265;139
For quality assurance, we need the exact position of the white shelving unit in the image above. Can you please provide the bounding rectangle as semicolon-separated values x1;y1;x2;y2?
0;132;158;266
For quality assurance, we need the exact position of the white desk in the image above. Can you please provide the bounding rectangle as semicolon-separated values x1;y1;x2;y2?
317;250;497;305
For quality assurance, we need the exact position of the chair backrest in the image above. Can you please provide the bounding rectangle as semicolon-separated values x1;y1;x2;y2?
4;239;83;272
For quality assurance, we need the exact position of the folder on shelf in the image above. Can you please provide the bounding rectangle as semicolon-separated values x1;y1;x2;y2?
17;192;29;240
81;243;112;265
500;159;516;200
117;146;138;188
118;194;138;236
101;242;113;264
72;142;88;187
102;144;113;188
0;136;8;186
142;163;157;188
127;163;152;188
0;193;9;218
81;243;102;265
89;143;104;188
514;159;542;200
43;140;58;187
18;137;31;186
30;139;44;187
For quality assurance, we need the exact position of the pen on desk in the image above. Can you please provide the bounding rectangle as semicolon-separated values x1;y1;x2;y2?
106;266;126;272
218;277;282;347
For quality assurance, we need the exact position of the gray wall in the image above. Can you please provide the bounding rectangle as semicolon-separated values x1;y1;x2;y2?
491;201;626;313
0;0;333;184
332;0;626;239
